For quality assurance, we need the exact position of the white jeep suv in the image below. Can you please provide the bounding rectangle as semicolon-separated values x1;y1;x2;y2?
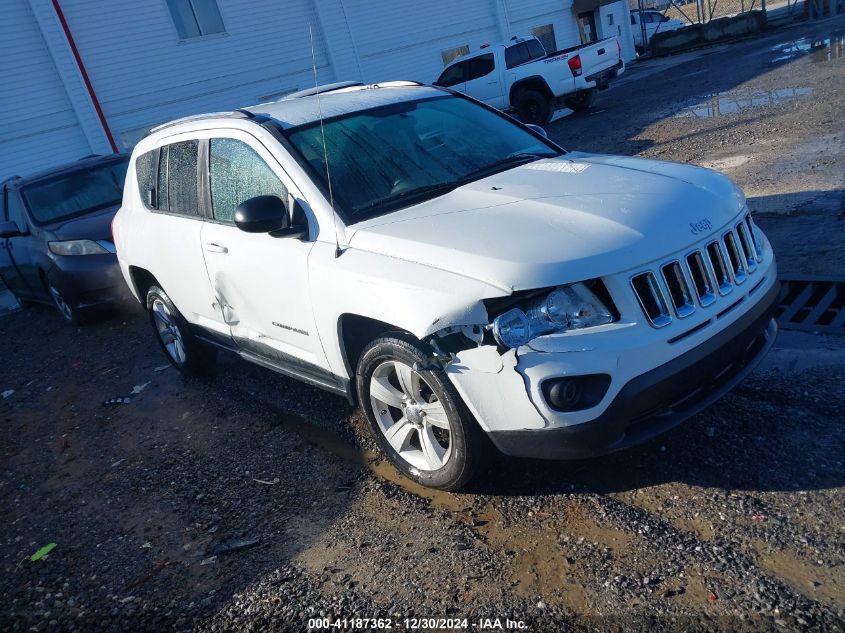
114;81;779;490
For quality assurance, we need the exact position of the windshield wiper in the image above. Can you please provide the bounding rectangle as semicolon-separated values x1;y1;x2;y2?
353;182;460;216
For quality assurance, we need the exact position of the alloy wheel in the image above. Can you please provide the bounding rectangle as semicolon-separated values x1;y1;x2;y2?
48;285;73;322
369;360;452;472
151;298;186;365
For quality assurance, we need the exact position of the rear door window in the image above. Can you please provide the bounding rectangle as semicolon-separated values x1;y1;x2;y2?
209;138;288;223
526;39;546;59
166;141;199;216
505;43;528;69
157;141;199;216
466;54;495;82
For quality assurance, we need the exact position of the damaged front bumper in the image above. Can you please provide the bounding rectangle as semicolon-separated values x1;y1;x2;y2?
446;275;780;460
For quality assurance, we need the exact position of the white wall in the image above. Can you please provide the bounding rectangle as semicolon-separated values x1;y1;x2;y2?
598;0;637;61
0;0;91;180
2;0;615;181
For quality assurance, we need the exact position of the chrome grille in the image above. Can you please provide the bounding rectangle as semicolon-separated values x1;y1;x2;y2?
632;212;764;329
745;214;762;261
706;240;732;295
661;261;696;318
723;231;747;284
685;251;717;307
736;221;757;272
631;272;671;328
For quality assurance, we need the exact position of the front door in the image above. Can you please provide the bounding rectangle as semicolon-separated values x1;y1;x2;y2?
199;133;327;372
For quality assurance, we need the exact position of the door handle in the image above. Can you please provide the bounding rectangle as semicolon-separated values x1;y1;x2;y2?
203;242;228;253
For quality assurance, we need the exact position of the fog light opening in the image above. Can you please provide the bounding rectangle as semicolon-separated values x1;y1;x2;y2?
542;374;611;413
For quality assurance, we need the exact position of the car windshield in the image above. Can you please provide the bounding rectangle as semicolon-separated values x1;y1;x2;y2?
285;95;561;224
22;159;129;225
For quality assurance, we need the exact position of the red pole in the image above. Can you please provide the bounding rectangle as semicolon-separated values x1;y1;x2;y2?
51;0;119;153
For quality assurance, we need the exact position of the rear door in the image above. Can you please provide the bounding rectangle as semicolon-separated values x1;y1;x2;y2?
138;138;224;336
199;131;328;372
461;53;506;108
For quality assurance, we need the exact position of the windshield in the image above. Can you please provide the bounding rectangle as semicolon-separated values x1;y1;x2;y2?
285;95;561;224
22;159;128;225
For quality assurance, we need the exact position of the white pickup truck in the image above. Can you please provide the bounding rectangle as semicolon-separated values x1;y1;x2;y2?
631;10;687;54
434;35;625;124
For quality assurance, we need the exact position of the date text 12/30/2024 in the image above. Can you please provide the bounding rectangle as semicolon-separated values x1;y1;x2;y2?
308;617;529;630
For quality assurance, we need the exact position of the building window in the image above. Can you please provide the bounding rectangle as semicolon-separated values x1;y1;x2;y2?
531;24;557;53
441;45;469;66
166;0;225;40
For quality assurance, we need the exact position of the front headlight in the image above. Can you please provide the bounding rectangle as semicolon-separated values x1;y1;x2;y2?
48;240;109;256
491;283;613;348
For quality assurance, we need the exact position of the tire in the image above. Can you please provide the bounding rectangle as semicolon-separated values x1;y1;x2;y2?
356;334;490;490
564;88;597;112
514;89;552;125
146;285;217;375
47;283;82;325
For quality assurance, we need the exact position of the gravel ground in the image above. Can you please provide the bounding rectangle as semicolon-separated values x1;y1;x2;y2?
2;17;845;633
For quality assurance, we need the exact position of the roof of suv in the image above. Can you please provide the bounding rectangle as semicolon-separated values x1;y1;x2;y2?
149;82;442;137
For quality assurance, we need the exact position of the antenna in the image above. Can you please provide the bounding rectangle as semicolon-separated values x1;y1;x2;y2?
309;24;343;258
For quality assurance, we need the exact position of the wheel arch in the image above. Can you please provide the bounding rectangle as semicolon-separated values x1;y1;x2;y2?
338;313;410;384
509;76;553;105
128;266;160;305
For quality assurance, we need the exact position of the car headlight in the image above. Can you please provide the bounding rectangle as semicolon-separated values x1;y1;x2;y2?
491;283;613;348
48;240;110;256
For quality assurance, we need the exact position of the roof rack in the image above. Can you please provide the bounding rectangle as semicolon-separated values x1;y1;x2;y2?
148;111;250;135
281;81;365;100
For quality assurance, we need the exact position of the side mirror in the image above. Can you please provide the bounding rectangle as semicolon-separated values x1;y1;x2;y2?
0;220;22;239
525;123;548;138
234;195;290;234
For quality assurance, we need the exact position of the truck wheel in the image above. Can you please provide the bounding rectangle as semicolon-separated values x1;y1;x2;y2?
356;334;490;491
515;90;552;125
146;285;217;375
564;89;597;112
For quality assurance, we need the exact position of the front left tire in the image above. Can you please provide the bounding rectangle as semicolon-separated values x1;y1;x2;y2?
356;334;490;490
47;283;82;325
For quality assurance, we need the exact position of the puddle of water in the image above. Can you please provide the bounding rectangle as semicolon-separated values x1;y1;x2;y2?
675;87;813;119
770;33;845;63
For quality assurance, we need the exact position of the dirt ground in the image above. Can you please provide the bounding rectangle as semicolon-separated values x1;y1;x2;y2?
2;17;845;633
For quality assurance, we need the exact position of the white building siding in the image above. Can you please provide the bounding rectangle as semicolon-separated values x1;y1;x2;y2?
598;1;636;61
341;0;502;82
0;0;90;181
504;0;581;53
57;0;332;147
3;0;635;179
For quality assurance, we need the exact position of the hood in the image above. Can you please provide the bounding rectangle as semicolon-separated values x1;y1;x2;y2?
346;153;745;291
48;205;119;241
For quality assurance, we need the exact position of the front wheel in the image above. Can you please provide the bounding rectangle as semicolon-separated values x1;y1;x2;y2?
356;334;489;490
147;285;217;375
48;283;82;325
564;88;597;112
